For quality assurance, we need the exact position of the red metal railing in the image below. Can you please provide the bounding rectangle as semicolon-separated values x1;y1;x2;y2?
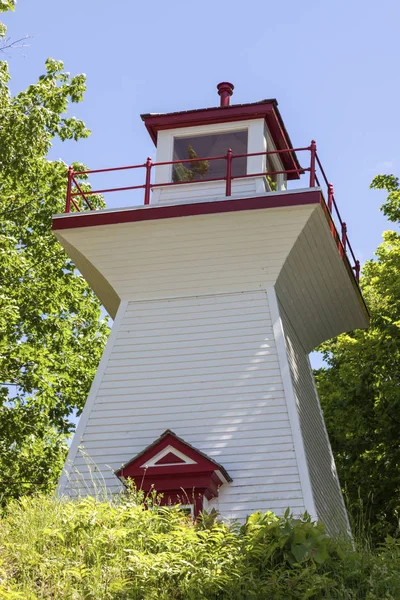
65;141;360;282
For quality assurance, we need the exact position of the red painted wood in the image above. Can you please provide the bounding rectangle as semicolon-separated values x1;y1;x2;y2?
154;452;186;465
157;490;206;516
135;474;217;493
141;100;300;178
115;430;231;517
52;190;321;231
115;431;231;480
141;102;277;143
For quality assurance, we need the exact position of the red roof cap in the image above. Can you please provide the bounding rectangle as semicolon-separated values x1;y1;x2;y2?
217;81;234;106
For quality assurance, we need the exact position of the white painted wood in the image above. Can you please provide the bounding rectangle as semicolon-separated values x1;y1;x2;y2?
54;202;367;343
54;206;317;315
247;120;267;194
83;436;295;455
275;206;369;351
89;401;287;419
90;397;287;415
142;445;196;467
83;415;290;434
267;286;318;521
62;291;307;520
277;301;350;536
57;300;128;495
55;194;368;526
153;180;261;205
106;355;280;370
152;119;267;205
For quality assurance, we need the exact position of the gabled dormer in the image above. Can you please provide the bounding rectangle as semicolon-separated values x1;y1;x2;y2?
115;430;232;517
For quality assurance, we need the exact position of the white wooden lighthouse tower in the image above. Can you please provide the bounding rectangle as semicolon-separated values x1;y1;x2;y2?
54;83;368;534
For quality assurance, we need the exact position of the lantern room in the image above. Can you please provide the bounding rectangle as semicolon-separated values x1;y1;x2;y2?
142;82;298;205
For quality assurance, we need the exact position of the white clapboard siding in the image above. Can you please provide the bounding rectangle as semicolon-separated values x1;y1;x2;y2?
89;403;287;420
278;302;350;536
273;207;369;352
85;438;295;456
92;392;286;408
154;179;258;205
107;354;280;368
61;290;307;521
58;206;315;305
69;457;300;474
83;413;289;433
81;427;294;446
85;443;296;460
99;384;282;398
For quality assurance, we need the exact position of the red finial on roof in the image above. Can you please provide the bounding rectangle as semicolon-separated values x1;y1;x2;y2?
217;82;234;107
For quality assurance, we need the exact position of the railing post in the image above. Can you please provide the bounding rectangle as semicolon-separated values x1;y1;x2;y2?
341;222;347;251
144;157;152;205
354;260;360;282
66;166;73;213
327;183;334;213
309;140;316;188
225;148;232;197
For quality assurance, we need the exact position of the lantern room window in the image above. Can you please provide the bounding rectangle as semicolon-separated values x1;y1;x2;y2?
172;130;248;183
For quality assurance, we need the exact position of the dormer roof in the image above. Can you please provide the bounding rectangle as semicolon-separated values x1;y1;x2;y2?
115;429;232;484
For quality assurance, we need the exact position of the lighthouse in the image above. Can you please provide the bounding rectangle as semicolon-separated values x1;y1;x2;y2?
54;83;368;535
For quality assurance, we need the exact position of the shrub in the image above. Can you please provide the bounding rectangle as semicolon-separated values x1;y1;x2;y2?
0;491;399;599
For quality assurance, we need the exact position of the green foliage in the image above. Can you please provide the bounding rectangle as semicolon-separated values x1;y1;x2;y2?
0;0;14;39
266;173;277;191
0;0;15;13
316;176;400;543
0;493;400;599
0;21;109;502
172;145;209;182
371;174;400;223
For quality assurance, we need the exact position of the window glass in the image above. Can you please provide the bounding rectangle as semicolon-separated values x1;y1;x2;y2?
172;130;248;183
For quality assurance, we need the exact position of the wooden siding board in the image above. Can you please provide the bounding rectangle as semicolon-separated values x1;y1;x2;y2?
278;301;350;536
111;336;278;351
84;413;290;432
93;391;286;405
85;437;295;455
84;437;295;455
106;355;280;370
275;207;368;352
299;217;354;342
82;424;293;444
91;399;287;417
56;206;315;306
62;210;311;246
62;291;308;518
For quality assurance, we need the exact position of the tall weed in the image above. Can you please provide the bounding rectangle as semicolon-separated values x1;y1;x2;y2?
0;491;399;599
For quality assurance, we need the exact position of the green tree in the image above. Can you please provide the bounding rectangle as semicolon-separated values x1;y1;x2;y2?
0;6;109;502
316;175;400;542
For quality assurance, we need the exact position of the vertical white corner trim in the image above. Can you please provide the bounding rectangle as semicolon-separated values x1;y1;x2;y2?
57;300;129;495
305;353;352;536
267;286;317;520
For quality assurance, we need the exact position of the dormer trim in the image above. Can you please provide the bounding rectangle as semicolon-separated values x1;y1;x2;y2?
115;429;232;515
141;100;301;180
116;429;232;482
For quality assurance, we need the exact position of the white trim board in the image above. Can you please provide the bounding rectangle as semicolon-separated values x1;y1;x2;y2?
266;285;317;519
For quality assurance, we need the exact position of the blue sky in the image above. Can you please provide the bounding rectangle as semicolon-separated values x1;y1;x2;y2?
3;0;399;369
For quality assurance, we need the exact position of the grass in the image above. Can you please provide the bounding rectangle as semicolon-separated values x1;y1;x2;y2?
0;489;400;599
